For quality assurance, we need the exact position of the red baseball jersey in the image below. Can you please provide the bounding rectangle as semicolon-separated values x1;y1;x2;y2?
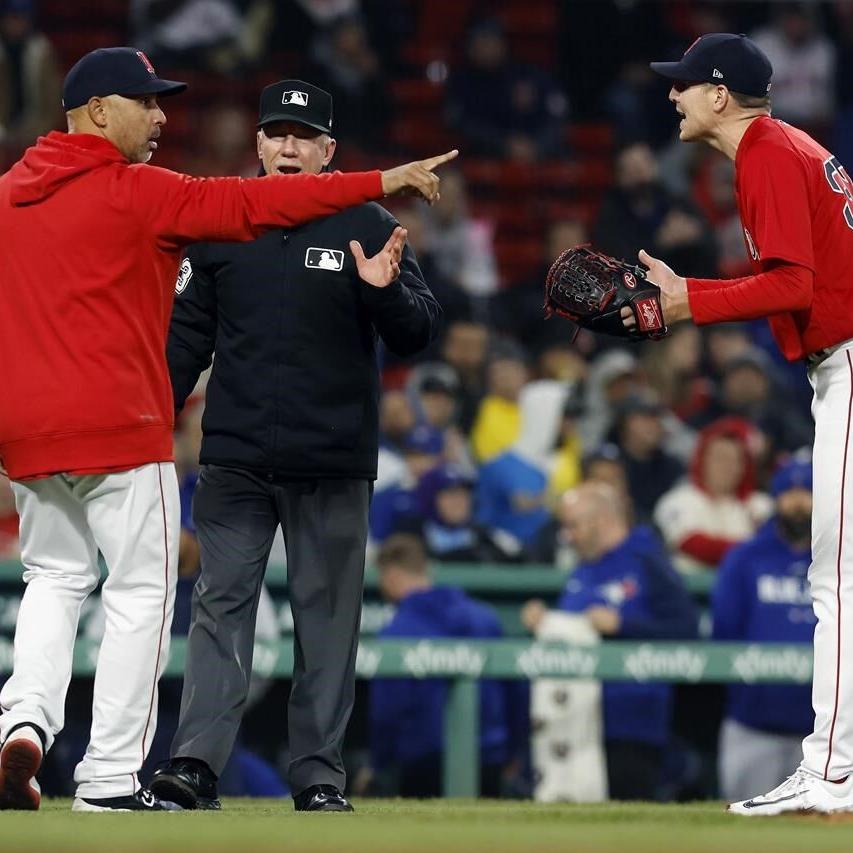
687;115;853;361
0;132;383;480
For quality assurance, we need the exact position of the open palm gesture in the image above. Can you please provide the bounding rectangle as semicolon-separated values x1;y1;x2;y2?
350;226;407;289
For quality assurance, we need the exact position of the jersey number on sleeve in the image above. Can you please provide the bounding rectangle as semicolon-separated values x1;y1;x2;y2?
824;156;853;231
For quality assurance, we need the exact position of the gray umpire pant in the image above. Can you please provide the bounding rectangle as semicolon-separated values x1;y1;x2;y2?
170;464;369;797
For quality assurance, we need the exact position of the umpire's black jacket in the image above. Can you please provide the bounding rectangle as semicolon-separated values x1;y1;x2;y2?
167;202;441;479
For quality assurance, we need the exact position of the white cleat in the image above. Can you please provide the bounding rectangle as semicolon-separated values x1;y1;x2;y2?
729;767;853;816
72;788;170;812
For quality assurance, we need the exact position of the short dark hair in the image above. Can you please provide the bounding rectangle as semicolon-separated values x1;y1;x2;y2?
730;90;771;110
376;534;428;575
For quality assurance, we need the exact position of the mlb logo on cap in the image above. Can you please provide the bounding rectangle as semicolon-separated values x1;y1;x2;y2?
258;79;333;134
282;90;308;106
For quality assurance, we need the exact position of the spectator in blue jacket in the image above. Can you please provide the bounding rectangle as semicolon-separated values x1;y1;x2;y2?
526;481;698;799
401;464;521;563
366;534;527;797
712;455;815;802
369;424;444;542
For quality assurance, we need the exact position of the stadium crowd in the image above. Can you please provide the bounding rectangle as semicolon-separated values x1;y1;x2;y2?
0;0;843;803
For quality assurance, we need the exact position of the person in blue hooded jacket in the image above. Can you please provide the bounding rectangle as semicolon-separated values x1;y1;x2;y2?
365;533;527;797
525;481;698;799
712;455;815;802
400;463;521;563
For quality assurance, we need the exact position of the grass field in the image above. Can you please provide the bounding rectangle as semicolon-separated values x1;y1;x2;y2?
5;800;853;852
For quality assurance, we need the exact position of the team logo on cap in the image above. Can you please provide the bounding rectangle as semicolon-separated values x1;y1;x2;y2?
136;50;156;75
305;247;344;271
282;91;308;106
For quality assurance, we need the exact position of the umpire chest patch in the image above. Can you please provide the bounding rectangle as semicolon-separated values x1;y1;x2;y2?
305;247;344;271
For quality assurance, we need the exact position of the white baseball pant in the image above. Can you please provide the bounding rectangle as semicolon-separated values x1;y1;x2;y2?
802;344;853;780
0;462;178;798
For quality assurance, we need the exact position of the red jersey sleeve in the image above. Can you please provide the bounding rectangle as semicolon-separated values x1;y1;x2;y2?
129;167;384;247
687;263;813;323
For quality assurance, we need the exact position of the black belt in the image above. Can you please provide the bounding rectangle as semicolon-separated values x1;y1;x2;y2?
805;338;853;368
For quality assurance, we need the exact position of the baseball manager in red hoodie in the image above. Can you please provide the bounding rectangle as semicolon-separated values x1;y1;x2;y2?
0;46;456;813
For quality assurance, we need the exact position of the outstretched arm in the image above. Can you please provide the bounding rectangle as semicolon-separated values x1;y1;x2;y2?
623;249;813;327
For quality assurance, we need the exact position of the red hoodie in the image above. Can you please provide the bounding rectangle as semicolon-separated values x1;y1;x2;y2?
0;132;384;480
679;416;760;565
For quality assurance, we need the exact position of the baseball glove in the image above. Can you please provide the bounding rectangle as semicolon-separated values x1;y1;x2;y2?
544;246;669;341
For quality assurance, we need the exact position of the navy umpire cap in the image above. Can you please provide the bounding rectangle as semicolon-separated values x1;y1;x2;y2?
257;80;333;134
62;47;187;111
650;33;773;98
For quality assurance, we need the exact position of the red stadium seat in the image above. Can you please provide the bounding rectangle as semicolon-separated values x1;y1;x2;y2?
568;123;615;154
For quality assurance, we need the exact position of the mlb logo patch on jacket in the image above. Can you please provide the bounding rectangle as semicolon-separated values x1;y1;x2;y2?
305;247;344;271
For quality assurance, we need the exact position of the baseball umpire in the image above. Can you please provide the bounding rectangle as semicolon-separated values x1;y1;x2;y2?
149;80;442;812
0;47;453;813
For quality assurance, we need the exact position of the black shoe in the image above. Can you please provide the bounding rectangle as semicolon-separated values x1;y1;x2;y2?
149;757;221;810
72;788;167;812
293;784;354;812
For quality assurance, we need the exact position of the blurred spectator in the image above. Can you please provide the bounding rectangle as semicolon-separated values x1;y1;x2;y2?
579;349;643;450
491;218;590;354
366;534;525;797
535;340;589;385
0;0;61;156
529;442;630;568
703;323;753;384
751;3;836;133
582;443;630;501
593;142;719;279
445;18;567;162
470;343;528;463
269;0;361;52
394;205;472;329
424;169;499;299
441;320;489;433
612;394;684;524
402;464;521;563
131;0;273;74
655;417;773;574
548;392;585;502
694;154;753;278
376;389;416;492
405;366;472;473
408;369;458;431
476;380;569;552
0;471;19;558
642;325;713;425
713;455;815;802
522;482;698;800
833;0;853;168
603;60;678;150
182;103;258;177
307;14;389;149
292;0;360;26
369;424;444;542
692;349;814;457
